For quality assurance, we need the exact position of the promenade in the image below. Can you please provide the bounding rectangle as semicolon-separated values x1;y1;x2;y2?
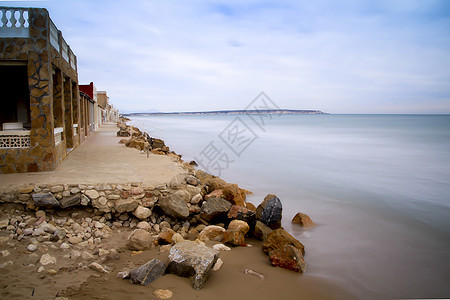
0;123;186;189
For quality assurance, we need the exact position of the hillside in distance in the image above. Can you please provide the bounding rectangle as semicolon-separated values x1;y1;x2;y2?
124;109;327;116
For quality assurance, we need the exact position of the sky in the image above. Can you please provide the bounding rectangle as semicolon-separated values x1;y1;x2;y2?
2;0;450;113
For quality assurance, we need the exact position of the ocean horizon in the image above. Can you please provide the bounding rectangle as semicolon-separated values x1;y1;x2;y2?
130;113;450;299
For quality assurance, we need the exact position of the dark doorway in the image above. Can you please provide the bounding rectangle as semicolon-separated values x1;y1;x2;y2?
0;64;31;130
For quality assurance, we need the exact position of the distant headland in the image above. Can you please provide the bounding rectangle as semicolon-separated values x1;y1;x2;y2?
123;109;327;116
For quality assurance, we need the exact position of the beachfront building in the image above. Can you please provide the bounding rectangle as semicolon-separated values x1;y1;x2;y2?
0;7;88;173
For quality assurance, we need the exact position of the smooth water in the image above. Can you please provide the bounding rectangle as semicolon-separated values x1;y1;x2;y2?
130;114;450;299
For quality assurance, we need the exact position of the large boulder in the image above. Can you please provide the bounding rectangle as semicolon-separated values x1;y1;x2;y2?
262;228;305;256
129;259;166;285
269;245;307;273
195;170;214;184
32;193;59;208
292;212;315;228
158;194;190;219
200;198;232;223
252;220;272;241
222;220;249;246
167;241;219;290
198;225;226;242
127;229;155;251
256;194;282;229
207;178;246;207
227;205;256;227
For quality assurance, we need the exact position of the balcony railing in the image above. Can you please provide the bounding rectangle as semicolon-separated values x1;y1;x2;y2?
0;130;31;149
1;7;77;71
0;7;29;38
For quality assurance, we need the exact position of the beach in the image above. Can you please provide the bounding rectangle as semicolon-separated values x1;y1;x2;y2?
0;122;355;299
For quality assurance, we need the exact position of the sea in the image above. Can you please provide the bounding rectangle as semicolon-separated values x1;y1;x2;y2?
129;114;450;299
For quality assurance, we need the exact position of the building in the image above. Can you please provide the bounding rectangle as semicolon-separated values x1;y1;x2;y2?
0;7;89;173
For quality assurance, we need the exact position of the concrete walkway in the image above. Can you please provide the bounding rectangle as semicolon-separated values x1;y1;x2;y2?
0;123;186;189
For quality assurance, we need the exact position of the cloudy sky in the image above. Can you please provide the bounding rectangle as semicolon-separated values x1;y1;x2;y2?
3;0;450;113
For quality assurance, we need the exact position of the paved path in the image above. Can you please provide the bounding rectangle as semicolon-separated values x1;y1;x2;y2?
0;123;186;189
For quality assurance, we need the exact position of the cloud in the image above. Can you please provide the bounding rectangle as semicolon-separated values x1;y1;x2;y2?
4;0;450;113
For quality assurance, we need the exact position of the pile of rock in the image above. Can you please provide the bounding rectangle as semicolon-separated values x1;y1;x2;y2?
0;168;313;290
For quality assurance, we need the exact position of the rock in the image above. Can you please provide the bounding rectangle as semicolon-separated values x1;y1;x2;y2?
68;236;83;244
1;250;10;257
137;221;151;231
243;269;265;280
40;223;57;233
253;221;272;241
256;194;282;229
131;187;144;195
190;194;202;205
170;175;186;189
85;189;99;200
40;253;57;265
133;206;152;220
127;229;154;250
27;244;37;252
81;251;94;260
35;210;46;218
60;243;70;250
262;228;305;256
153;289;173;300
200;198;232;222
32;193;60;208
195;170;214;184
81;194;90;206
269;245;307;273
198;225;226;242
90;262;109;273
70;250;81;259
60;194;81;209
212;258;223;271
158;228;176;245
50;185;64;193
185;185;201;198
53;229;67;241
173;189;191;203
117;271;130;279
129;259;166;286
167;241;219;290
0;219;9;229
292;212;315;228
19;185;34;194
227;205;256;227
158;194;190;219
115;199;140;213
207;178;246;206
223;220;250;246
172;233;184;244
212;243;231;251
185;176;200;186
205;189;224;200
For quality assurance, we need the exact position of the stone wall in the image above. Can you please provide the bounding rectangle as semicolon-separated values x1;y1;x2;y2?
0;8;82;174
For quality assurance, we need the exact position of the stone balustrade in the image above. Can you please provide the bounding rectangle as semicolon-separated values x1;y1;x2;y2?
0;7;29;38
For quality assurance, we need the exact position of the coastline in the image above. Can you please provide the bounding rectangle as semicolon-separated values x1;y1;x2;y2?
0;121;356;299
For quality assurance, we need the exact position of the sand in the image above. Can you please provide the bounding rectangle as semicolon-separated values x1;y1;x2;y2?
0;123;356;299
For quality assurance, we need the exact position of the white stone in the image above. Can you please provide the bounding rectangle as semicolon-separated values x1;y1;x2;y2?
212;243;231;251
70;250;81;259
137;221;151;231
27;244;38;252
190;194;203;205
0;219;9;229
98;197;107;206
132;206;152;220
50;185;64;193
212;258;223;271
69;236;83;244
1;250;10;257
89;262;109;273
84;190;99;200
60;243;70;250
40;253;57;265
81;195;90;206
70;187;81;194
